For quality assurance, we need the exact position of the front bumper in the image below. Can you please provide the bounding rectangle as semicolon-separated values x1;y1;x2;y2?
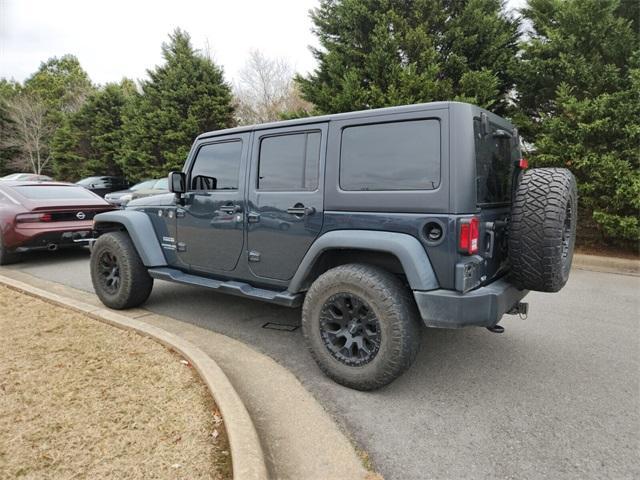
413;279;529;329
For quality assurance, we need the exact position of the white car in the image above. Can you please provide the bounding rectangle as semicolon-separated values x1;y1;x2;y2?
1;173;53;182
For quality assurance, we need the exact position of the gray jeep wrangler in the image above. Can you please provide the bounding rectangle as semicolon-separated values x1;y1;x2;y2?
90;102;577;390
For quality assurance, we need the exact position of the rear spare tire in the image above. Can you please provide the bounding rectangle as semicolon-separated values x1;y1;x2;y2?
509;168;577;292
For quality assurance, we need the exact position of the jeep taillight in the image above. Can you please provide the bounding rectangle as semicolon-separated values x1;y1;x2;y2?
459;217;479;255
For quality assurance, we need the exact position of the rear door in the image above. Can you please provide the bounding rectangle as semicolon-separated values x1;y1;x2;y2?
246;124;327;281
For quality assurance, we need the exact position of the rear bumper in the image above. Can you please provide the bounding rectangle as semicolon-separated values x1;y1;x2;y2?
9;222;95;251
413;279;529;328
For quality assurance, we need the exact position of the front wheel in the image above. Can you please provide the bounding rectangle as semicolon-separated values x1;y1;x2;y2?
90;231;153;309
302;264;422;391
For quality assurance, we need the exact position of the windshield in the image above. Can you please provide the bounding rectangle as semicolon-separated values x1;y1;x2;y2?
2;173;25;180
474;118;518;206
76;177;103;186
14;185;99;200
131;180;156;191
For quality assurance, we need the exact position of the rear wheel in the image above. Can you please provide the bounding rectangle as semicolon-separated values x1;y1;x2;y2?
509;168;578;292
0;232;20;266
90;231;153;309
302;264;422;391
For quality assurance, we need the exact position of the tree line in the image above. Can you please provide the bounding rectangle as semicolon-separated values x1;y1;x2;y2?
0;0;637;247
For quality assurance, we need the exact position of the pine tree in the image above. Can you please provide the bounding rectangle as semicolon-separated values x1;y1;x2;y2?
296;0;519;114
2;55;94;176
51;80;136;181
23;55;93;120
515;0;639;246
0;80;20;176
117;29;235;180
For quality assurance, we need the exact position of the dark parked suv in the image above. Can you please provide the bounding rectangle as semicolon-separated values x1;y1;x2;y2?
90;102;577;390
76;176;130;197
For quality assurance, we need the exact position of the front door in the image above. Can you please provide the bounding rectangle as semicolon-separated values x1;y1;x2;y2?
247;124;326;281
176;133;249;273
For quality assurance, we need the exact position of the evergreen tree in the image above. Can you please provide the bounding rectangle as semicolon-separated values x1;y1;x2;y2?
23;55;93;120
0;80;20;176
296;0;519;114
51;80;136;181
118;29;235;180
1;55;93;176
515;0;639;245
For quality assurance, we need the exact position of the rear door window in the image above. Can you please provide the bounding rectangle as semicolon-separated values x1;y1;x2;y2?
258;131;321;191
339;119;440;191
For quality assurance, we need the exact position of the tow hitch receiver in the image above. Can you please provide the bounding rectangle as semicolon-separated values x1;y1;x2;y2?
507;302;529;316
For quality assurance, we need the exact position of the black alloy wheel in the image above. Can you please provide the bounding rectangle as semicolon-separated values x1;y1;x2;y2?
97;250;121;294
319;292;381;366
561;202;573;263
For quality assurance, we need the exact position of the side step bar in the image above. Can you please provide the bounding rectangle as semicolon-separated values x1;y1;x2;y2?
147;267;303;307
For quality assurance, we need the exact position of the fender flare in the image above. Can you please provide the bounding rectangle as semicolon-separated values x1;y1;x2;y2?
94;210;167;267
288;230;439;293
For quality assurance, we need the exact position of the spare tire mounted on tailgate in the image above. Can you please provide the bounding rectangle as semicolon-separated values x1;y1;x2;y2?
509;168;578;292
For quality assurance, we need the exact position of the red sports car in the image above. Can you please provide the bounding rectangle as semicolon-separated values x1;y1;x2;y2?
0;181;114;265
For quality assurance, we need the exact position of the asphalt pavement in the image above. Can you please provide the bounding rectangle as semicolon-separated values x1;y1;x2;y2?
5;249;639;480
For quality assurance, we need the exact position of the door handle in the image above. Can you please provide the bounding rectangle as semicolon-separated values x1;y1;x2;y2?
287;204;316;216
220;204;241;214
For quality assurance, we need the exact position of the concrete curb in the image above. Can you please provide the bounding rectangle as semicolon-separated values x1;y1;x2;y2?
0;274;269;480
573;253;639;276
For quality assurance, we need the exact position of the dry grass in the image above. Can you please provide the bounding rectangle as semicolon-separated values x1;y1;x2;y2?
0;284;232;480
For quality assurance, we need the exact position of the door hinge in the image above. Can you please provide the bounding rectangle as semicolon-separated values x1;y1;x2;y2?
248;250;261;262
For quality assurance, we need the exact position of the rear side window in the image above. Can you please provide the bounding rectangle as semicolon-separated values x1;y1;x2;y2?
339;119;440;191
14;186;99;200
474;118;516;205
190;140;243;190
258;131;320;190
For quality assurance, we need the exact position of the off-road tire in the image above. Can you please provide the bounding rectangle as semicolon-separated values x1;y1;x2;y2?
509;168;578;292
0;232;19;266
302;263;422;391
90;231;153;309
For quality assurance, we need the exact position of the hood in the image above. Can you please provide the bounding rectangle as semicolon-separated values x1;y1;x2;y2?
104;189;133;199
127;192;175;207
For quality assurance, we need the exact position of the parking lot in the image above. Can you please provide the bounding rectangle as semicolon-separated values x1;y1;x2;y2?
4;249;639;480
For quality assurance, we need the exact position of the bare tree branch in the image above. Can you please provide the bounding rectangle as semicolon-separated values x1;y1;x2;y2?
234;49;312;125
1;94;54;175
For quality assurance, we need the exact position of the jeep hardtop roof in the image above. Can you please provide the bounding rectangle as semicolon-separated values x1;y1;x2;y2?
197;101;512;140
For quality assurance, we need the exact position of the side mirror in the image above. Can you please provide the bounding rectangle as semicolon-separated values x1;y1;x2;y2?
168;171;186;194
